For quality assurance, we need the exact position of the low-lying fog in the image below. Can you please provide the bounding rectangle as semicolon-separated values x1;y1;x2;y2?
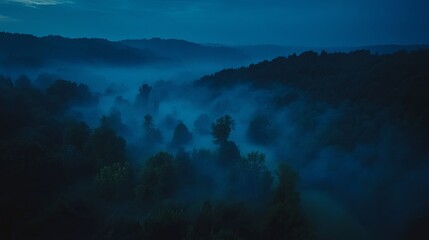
3;53;429;240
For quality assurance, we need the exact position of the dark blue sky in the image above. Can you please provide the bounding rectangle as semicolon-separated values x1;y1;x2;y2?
1;0;428;46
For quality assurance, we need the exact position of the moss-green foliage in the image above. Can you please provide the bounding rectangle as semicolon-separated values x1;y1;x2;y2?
135;152;177;202
95;162;131;197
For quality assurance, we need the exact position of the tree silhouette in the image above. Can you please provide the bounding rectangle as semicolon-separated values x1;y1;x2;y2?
143;114;154;131
211;115;235;144
137;83;152;106
85;117;126;169
135;152;176;201
247;114;277;146
143;114;163;144
170;122;192;148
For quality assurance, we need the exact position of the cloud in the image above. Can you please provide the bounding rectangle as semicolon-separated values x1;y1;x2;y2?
0;14;18;21
5;0;73;7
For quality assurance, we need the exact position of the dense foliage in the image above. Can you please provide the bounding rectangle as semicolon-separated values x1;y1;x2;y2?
2;48;429;240
0;75;309;239
198;50;429;151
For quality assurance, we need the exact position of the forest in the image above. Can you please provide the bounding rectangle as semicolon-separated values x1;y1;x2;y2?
0;74;309;240
1;45;429;240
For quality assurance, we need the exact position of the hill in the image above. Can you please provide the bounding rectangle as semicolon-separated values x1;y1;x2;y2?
119;38;247;63
2;32;427;69
0;32;157;68
197;50;429;148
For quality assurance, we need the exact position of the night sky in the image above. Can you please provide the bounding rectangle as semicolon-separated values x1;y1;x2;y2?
1;0;428;46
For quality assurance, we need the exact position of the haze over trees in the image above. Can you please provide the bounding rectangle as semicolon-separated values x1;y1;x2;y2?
1;35;429;240
0;77;309;238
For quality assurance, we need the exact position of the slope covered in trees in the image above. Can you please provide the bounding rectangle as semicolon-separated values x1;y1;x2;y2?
197;50;429;147
119;38;247;63
2;46;429;240
0;75;310;240
0;32;156;68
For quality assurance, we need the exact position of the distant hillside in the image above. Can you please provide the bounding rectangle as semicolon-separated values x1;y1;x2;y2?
197;49;429;93
236;44;429;61
235;45;306;62
119;38;247;63
197;50;429;145
346;44;429;54
1;32;427;69
0;32;157;68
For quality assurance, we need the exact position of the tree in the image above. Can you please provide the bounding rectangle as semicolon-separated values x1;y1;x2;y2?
135;152;176;201
192;201;254;240
141;203;187;240
143;114;154;131
46;79;96;109
246;115;277;146
262;163;309;240
101;110;128;135
239;152;273;204
143;114;163;144
272;163;299;205
14;75;32;89
95;162;132;197
63;121;90;150
170;122;192;148
85;117;126;169
211;115;235;144
242;151;266;174
46;80;78;105
137;83;152;106
217;141;241;166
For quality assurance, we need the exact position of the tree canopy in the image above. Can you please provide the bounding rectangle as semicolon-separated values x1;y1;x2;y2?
211;115;235;144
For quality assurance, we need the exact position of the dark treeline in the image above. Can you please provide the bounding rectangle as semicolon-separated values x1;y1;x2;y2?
119;38;246;63
1;48;429;240
4;32;427;71
198;50;429;151
0;32;247;69
0;75;309;240
0;32;157;68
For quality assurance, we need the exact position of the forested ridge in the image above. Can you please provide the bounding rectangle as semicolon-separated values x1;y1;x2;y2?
0;75;309;239
1;49;429;240
198;50;429;150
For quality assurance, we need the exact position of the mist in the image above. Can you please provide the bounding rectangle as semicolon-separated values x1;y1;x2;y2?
1;32;429;240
